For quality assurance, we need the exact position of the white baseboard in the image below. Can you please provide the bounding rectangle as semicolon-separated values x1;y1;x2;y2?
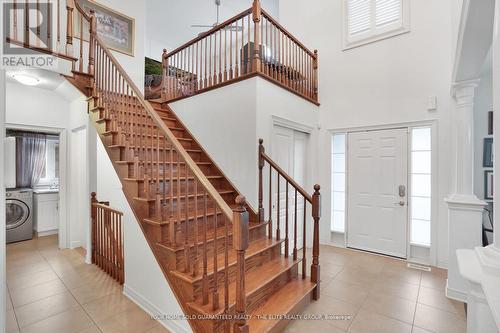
37;229;58;237
123;284;191;333
446;279;468;303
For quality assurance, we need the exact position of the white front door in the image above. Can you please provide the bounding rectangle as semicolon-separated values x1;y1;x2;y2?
347;128;408;258
272;125;308;254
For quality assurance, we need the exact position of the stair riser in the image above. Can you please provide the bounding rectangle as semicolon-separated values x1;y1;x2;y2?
136;180;231;201
176;238;280;302
173;224;267;271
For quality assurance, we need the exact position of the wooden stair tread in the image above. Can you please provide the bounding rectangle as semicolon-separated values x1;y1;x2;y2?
188;256;301;315
143;207;223;225
171;236;282;283
133;189;234;202
124;174;224;182
247;278;316;333
157;221;266;253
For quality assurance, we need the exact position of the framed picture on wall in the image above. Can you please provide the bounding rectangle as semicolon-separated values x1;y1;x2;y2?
75;0;135;56
483;138;494;168
485;170;494;200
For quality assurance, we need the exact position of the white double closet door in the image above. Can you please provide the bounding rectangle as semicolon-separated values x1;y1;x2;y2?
347;128;408;258
271;125;308;255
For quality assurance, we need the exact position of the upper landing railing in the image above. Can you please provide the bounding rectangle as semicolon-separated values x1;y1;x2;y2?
160;0;319;105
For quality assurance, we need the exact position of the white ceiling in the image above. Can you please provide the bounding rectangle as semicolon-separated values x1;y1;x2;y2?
146;0;279;54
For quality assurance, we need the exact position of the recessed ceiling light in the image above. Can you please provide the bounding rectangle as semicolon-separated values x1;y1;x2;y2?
12;73;40;86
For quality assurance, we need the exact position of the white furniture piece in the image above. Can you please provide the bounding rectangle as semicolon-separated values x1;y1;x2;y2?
33;190;59;236
4;137;16;189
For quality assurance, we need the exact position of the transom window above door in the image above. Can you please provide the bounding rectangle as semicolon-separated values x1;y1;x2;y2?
342;0;410;49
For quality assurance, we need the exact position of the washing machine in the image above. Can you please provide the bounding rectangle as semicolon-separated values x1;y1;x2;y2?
6;189;33;244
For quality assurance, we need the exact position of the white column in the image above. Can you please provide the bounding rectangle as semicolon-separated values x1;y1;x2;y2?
445;80;487;302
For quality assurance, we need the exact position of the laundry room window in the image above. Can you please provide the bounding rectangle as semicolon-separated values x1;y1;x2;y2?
331;133;347;233
38;136;60;186
410;127;432;247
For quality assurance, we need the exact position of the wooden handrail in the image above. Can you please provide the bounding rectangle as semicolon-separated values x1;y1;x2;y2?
91;32;233;221
260;9;316;58
166;8;253;58
261;152;312;203
160;1;319;105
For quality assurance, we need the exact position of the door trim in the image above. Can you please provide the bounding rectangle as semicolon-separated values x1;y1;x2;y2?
328;120;439;266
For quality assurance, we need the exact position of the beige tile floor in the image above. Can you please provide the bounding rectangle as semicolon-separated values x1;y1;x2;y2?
6;235;466;333
6;235;169;333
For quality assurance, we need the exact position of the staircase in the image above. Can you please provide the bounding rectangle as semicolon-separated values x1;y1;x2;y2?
7;1;322;332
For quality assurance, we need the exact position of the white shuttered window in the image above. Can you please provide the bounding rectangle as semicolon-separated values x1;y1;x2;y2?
343;0;410;49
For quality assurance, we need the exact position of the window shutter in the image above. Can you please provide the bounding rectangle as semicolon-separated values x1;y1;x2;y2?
347;0;371;36
375;0;402;27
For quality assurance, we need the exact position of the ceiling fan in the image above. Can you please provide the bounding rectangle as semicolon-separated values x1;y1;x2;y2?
191;0;243;33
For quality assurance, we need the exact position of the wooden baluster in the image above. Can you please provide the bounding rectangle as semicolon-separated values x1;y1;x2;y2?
224;209;229;333
276;173;280;240
12;0;18;41
162;136;167;221
311;185;321;299
213;32;217;85
247;13;251;73
177;151;181;243
66;0;74;56
23;0;29;47
156;128;162;220
268;165;272;239
56;0;60;51
89;10;96;76
47;0;52;50
184;165;190;273
224;28;228;81
233;196;249;333
230;23;234;80
285;181;289;257
79;13;83;71
202;191;209;305
219;30;223;83
280;31;285;83
241;17;244;75
209;34;213;87
161;49;168;101
169;146;175;245
313;50;318;102
252;0;262;73
204;38;208;88
258;139;265;222
234;20;239;77
192;180;199;277
196;42;199;91
212;205;219;311
302;198;306;279
191;44;195;94
36;0;40;47
91;193;97;264
293;188;298;260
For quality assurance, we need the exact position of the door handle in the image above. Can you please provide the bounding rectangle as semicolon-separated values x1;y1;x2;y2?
394;201;405;206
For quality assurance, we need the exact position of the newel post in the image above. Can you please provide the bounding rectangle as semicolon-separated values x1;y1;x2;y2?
233;196;249;333
90;192;98;264
252;0;262;73
311;184;321;300
161;49;169;101
313;50;318;102
88;10;97;77
65;0;75;56
258;139;265;223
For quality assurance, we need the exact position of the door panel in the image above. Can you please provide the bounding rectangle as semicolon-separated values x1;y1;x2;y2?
347;128;408;258
271;126;308;255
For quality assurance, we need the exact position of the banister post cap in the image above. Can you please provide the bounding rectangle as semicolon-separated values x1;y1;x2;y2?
314;184;321;192
259;138;263;145
235;195;246;206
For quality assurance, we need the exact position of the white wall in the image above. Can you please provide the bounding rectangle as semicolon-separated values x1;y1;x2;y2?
95;140;190;333
145;0;279;60
278;0;455;267
171;77;318;211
